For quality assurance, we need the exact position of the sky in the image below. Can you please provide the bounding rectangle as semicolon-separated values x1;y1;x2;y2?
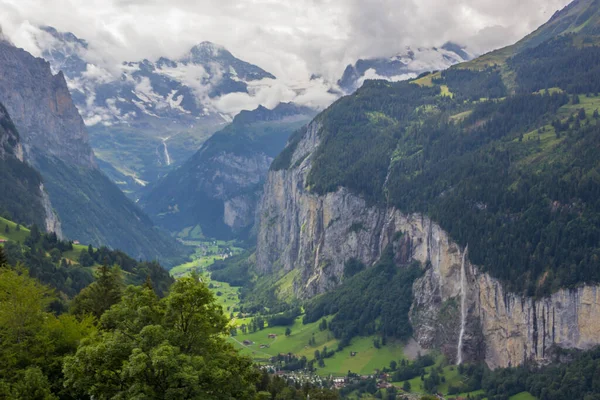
0;0;573;84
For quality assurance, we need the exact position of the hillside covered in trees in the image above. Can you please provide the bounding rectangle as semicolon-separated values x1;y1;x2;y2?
272;23;600;296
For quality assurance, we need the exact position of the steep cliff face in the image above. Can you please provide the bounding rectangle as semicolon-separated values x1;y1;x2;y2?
0;41;95;167
256;120;600;368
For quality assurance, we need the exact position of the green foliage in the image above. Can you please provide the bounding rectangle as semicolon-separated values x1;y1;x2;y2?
3;227;173;299
343;258;365;279
510;36;600;94
391;354;435;382
0;266;95;398
0;245;7;267
434;67;507;101
70;265;123;319
303;246;422;343
63;275;260;399
306;81;442;204
208;251;253;287
452;347;600;399
9;367;58;400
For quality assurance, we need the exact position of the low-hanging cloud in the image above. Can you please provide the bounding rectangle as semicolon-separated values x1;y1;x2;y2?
0;0;573;83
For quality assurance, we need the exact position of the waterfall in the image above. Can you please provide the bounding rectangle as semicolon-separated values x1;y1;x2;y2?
457;245;468;365
161;137;171;166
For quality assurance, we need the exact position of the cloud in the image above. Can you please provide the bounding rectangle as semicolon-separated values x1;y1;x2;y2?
0;0;573;85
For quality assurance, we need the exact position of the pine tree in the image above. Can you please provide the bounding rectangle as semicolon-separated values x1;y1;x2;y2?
70;265;123;319
0;246;7;267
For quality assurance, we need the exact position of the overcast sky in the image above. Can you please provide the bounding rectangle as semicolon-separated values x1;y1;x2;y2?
0;0;572;82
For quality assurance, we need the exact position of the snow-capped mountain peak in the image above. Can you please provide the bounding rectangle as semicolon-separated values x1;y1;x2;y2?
338;42;474;94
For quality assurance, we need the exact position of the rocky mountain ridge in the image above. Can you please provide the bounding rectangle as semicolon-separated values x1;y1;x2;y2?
0;40;95;168
0;102;61;235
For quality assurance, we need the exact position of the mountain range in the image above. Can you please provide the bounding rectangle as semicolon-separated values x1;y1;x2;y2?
0;37;184;265
35;26;472;199
35;27;319;196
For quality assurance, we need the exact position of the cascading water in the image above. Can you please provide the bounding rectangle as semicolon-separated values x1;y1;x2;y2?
161;137;172;166
457;245;468;365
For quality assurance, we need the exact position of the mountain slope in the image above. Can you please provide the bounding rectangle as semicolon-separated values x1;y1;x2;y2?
0;103;51;230
140;103;316;239
0;39;184;264
256;0;600;368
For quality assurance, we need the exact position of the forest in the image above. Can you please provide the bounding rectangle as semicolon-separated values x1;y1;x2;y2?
303;245;422;346
3;225;174;300
0;247;340;399
291;34;600;294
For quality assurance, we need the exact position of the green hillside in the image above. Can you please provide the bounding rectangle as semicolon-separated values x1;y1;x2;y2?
0;216;173;298
272;22;600;296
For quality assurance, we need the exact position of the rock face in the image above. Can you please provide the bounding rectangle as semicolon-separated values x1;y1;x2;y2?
39;183;63;238
256;120;600;368
0;41;95;168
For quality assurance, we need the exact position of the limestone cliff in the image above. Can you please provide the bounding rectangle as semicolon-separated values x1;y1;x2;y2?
0;41;95;168
256;120;600;368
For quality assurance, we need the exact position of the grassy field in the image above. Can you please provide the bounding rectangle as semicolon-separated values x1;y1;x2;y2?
509;392;537;400
169;239;244;278
230;316;407;377
0;217;30;243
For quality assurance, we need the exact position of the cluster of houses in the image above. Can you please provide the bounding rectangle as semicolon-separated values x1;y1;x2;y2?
260;366;328;388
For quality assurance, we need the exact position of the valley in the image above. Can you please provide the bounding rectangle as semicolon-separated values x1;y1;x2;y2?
4;0;600;398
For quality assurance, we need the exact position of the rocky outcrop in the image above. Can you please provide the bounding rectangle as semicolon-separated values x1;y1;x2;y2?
0;40;183;263
256;120;600;368
0;41;96;168
39;183;63;238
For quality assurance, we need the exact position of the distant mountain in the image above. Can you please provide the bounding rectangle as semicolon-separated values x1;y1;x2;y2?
40;26;274;125
35;27;284;196
0;39;185;265
140;103;316;240
338;42;473;93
